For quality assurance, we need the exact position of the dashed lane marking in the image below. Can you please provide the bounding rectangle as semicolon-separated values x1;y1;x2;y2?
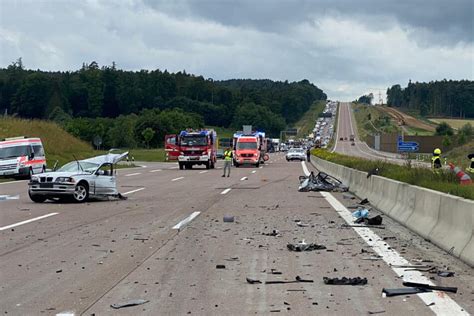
0;213;59;231
251;171;256;174
122;188;145;195
149;169;162;173
199;171;208;174
171;177;184;182
220;188;231;195
124;172;141;177
172;211;200;230
240;177;248;181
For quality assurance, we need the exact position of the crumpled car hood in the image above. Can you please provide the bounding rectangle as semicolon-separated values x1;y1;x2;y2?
82;152;129;165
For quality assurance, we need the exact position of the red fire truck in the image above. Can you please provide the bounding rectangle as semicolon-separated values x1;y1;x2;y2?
164;134;179;161
177;130;217;170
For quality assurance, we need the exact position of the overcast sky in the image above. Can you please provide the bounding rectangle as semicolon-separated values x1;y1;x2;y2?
1;0;473;101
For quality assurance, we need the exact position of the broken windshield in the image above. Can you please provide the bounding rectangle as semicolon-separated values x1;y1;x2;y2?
57;161;99;173
181;136;207;146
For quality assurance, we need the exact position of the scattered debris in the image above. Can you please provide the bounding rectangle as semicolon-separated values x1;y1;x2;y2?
216;264;226;269
223;215;234;223
368;310;386;314
402;281;457;293
296;221;310;227
382;236;396;240
224;257;239;262
360;198;369;205
352;209;369;219
382;287;431;297
343;193;356;199
323;277;367;285
262;230;281;237
246;277;262;284
110;299;149;309
270;269;282;275
287;240;326;252
56;269;62;273
298;171;348;192
341;224;385;229
266;276;314;284
437;271;455;277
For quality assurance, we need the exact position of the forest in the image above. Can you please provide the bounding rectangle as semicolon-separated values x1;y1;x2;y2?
0;59;326;147
386;80;474;118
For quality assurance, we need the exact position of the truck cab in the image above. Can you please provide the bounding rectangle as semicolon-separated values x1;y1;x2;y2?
178;130;217;170
0;136;46;178
164;134;179;161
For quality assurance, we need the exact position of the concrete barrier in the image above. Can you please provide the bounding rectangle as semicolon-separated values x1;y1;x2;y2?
311;157;474;267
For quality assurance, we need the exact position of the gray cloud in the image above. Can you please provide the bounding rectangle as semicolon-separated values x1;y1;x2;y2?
0;0;472;101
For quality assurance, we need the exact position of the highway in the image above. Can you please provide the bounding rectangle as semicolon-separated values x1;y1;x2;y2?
333;103;411;164
1;156;472;315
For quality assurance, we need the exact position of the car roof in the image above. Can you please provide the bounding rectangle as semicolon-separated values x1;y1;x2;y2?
82;151;129;165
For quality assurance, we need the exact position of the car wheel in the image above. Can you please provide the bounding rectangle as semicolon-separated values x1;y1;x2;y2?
179;163;184;170
205;161;210;169
28;191;46;203
73;182;89;203
256;162;260;168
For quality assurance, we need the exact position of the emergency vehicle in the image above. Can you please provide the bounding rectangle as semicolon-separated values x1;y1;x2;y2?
233;131;267;167
0;137;47;178
178;129;217;170
164;134;179;161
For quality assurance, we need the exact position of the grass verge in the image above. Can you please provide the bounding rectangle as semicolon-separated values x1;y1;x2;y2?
353;104;399;141
311;148;474;200
295;101;326;138
128;149;167;162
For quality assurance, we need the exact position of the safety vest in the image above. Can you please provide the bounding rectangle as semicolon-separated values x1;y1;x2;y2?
431;155;441;169
224;150;232;161
467;158;474;173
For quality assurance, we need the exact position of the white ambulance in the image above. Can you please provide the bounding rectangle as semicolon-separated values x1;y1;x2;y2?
0;137;47;178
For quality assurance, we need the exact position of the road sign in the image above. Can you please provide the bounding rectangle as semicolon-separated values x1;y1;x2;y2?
397;136;419;152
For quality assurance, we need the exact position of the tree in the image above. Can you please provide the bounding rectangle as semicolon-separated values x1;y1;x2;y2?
435;122;454;136
142;127;155;148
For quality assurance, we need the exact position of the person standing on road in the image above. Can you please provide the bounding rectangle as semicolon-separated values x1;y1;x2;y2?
467;154;474;174
222;147;233;177
306;148;311;162
431;148;442;169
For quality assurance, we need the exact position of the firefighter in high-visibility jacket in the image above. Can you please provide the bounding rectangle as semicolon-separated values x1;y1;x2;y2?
467;155;474;174
222;147;233;177
431;148;442;169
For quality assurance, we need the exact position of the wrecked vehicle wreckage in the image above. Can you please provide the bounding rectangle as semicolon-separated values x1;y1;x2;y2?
298;171;348;192
28;151;129;203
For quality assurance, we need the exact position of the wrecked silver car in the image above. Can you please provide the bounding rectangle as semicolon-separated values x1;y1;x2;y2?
28;151;128;203
298;171;348;192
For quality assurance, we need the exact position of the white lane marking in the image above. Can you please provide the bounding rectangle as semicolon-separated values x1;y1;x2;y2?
141;165;148;168
220;188;231;195
0;195;20;200
199;171;208;174
124;172;141;177
0;180;28;185
301;161;310;175
172;211;201;230
171;177;184;182
259;166;263;169
169;166;179;169
0;213;58;231
240;177;247;181
301;162;467;315
149;169;162;173
56;312;75;316
122;188;145;195
251;171;256;174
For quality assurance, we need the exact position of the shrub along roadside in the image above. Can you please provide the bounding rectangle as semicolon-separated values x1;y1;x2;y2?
311;149;474;200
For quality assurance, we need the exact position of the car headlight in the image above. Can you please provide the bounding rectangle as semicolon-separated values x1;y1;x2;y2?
202;151;207;155
180;152;184;155
31;176;39;182
56;177;75;183
19;162;26;167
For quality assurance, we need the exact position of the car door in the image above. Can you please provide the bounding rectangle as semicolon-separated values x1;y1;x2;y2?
94;163;117;195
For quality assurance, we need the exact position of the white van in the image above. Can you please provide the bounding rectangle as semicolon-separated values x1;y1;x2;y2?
0;137;47;178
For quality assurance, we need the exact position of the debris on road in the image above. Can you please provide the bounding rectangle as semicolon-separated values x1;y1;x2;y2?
0;194;20;201
382;287;431;297
246;277;262;284
287;240;326;251
298;171;348;192
296;221;310;227
437;271;455;277
341;223;385;229
402;281;458;293
368;310;386;314
216;264;226;269
352;209;369;219
223;215;235;223
262;230;281;237
110;299;149;309
266;276;314;284
343;193;356;199
323;277;368;285
360;198;369;205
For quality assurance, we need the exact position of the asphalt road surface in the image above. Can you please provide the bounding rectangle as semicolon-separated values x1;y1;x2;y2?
333;103;418;165
1;157;472;315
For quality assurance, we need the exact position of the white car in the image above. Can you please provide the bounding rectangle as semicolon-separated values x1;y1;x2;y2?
286;148;306;161
28;151;128;203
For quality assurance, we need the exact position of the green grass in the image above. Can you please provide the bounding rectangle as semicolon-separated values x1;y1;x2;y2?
402;126;434;136
311;148;474;200
353;104;399;141
128;149;167;162
294;101;326;138
0;117;96;167
428;118;474;130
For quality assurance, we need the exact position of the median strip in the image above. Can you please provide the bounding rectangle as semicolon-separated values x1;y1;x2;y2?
172;211;201;230
0;213;58;231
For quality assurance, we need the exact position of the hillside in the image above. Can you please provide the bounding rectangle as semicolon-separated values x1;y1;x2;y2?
294;101;325;138
0;117;95;166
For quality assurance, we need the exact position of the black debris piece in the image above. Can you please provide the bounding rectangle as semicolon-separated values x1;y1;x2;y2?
382;287;431;297
56;269;62;273
367;168;379;178
270;269;282;275
111;299;149;309
342;224;385;229
366;215;383;226
360;198;369;205
402;281;458;293
323;277;368;286
246;277;262;284
437;271;455;277
117;193;128;200
368;310;386;314
383;236;396;240
223;215;234;223
298;171;348;192
287;242;326;252
265;276;314;284
262;230;280;236
216;264;226;269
